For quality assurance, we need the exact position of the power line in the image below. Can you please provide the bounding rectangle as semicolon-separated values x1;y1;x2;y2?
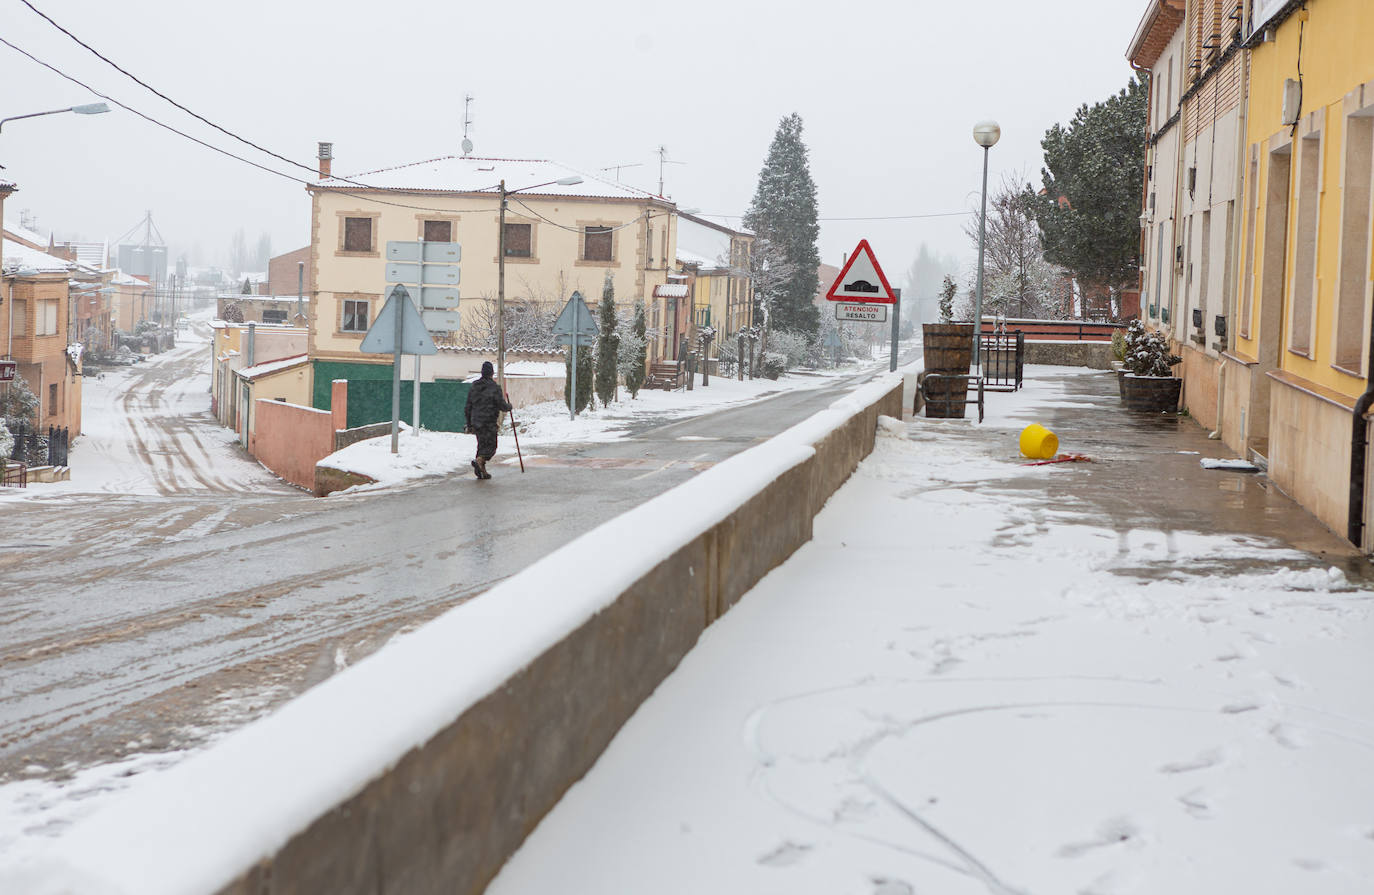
0;36;504;215
18;0;321;179
697;210;973;223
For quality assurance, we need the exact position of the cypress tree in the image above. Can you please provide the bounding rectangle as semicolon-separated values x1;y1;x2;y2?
622;300;647;398
564;344;594;414
743;113;821;338
595;273;619;406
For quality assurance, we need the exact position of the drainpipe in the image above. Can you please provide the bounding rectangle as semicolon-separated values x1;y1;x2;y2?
1347;307;1374;546
245;322;256;368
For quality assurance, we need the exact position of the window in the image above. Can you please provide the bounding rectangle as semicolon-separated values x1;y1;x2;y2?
343;217;372;253
261;309;288;324
423;219;452;242
1335;112;1374;371
503;222;532;258
342;298;370;332
584;226;613;262
1289;129;1322;356
13;300;26;336
38;300;58;336
48;384;58;416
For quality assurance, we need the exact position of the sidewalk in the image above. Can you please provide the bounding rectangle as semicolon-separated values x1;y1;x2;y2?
488;366;1374;895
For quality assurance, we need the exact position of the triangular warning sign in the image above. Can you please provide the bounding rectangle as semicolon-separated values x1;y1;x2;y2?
825;239;897;304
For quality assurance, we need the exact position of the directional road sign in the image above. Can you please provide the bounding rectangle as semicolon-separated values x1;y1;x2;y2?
826;238;897;304
413;286;460;309
387;241;461;264
386;262;461;286
360;284;437;355
835;302;888;322
422;309;461;332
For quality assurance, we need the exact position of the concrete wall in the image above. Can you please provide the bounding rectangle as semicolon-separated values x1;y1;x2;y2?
1219;354;1254;454
25;377;903;895
505;374;564;408
1179;344;1221;431
249;381;348;491
1266;372;1355;536
1022;341;1115;369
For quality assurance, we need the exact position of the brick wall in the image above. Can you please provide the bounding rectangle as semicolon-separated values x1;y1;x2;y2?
267;246;312;297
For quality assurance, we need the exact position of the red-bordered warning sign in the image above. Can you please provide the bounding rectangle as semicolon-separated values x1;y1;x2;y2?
825;239;897;304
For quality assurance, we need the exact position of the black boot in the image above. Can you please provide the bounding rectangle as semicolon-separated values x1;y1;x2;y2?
475;457;491;480
471;459;483;479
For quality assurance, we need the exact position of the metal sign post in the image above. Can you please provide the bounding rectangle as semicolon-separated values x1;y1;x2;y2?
385;241;461;439
890;287;901;373
552;290;599;421
359;284;437;453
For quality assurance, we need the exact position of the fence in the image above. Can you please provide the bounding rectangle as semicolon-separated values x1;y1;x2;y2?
3;420;68;468
977;318;1124;342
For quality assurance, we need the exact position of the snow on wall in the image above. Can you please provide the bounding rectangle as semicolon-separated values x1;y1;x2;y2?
6;376;901;895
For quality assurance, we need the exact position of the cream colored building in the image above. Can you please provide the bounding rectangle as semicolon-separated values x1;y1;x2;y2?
305;151;682;417
675;213;754;361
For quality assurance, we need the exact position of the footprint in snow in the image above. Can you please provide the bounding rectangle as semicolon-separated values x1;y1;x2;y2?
757;841;812;867
871;878;914;895
1159;748;1223;774
1177;787;1214;819
1270;723;1306;749
1057;817;1141;859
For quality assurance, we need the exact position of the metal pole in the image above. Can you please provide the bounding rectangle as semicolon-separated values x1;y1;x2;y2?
413;247;424;438
498;179;507;394
569;328;577;421
973;144;991;369
390;289;403;454
890;287;901;373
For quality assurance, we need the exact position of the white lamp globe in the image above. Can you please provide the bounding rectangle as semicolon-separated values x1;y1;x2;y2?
972;120;1002;148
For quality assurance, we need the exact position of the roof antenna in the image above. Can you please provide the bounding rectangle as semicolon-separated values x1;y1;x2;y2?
461;94;474;157
599;162;644;182
655;145;686;196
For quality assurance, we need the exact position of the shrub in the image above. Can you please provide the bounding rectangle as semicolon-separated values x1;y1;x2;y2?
1124;320;1180;377
760;352;786;380
1111;329;1127;362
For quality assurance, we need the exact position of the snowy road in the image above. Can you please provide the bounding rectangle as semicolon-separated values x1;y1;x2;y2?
0;337;913;859
490;368;1374;895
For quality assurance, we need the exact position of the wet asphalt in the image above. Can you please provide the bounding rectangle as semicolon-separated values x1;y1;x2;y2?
0;359;910;778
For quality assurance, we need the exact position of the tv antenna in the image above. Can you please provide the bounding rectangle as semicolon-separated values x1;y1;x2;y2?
461;94;474;156
655;145;686;196
599;162;644;182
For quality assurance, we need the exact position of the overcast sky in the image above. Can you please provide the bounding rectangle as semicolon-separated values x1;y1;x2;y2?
1;0;1143;285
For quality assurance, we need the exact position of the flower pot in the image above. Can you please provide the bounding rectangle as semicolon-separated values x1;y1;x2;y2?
1121;373;1182;413
922;323;974;375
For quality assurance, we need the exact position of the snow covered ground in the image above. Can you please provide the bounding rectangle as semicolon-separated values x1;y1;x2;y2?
489;369;1374;895
0;308;281;500
321;370;847;490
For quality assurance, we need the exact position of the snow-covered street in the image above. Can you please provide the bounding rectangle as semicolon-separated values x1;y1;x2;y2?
490;368;1374;894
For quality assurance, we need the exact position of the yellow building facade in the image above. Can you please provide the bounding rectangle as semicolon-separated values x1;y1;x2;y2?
307;154;681;387
1227;0;1374;543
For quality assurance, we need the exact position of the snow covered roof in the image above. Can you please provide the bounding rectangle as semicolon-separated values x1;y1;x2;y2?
3;218;48;251
676;247;725;271
3;238;74;275
237;353;309;381
654;283;689;299
218;293;311;303
312;156;665;203
110;271;149;286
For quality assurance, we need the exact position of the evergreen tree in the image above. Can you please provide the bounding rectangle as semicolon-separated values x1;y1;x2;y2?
594;273;619;406
938;275;957;323
564;344;594;414
743;113;820;338
963;172;1065;320
0;372;38;424
1032;77;1148;303
621;300;647;398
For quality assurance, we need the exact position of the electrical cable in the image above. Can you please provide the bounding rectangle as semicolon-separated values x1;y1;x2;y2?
510;197;649;234
0;35;504;215
696;210;973;223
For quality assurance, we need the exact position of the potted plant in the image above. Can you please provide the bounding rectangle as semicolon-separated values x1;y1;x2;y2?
1121;320;1182;412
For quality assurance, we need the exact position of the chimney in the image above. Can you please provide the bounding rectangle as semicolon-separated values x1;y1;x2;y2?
317;142;333;180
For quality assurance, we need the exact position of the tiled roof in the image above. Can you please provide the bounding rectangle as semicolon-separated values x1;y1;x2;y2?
1127;0;1185;69
654;283;690;299
311;156;664;202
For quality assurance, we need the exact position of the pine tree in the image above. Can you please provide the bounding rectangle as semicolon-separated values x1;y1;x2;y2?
595;274;619;406
621;301;647;398
1032;77;1148;305
564;344;594;414
0;372;38;425
743;113;820;338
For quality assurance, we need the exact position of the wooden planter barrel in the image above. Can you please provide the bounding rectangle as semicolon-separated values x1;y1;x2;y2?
1121;374;1182;413
922;323;974;374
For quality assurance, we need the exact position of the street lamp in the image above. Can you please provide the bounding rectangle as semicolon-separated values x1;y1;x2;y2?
0;102;110;133
495;174;582;391
971;119;1001;369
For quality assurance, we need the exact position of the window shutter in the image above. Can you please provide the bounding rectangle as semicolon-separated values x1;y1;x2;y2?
424;220;452;242
344;217;372;252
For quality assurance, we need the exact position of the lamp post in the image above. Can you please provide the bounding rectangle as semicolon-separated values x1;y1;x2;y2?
496;175;583;392
971;119;1001;369
0;102;110;134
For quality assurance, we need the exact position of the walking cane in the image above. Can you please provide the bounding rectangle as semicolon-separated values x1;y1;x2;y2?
506;397;526;473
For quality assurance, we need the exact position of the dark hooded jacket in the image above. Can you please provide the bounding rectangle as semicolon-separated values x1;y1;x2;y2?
465;372;511;431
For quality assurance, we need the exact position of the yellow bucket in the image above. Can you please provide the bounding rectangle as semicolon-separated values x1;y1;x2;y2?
1019;423;1058;460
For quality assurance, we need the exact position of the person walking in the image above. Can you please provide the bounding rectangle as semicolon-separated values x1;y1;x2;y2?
464;361;512;480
